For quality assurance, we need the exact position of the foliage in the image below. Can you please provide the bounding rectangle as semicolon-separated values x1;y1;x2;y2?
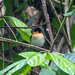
0;0;75;75
63;9;75;16
4;16;32;43
0;52;75;75
64;53;75;63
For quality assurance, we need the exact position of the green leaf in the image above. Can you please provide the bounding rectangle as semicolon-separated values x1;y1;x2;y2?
14;0;19;6
22;10;27;18
64;53;75;63
52;64;68;75
19;52;46;67
4;16;32;43
51;18;59;30
41;59;49;68
72;45;75;52
45;53;53;61
4;0;10;15
26;14;38;26
39;66;56;75
72;5;75;8
14;1;27;13
21;64;31;75
19;52;39;59
6;59;27;75
63;10;75;16
48;53;75;75
12;64;31;75
70;24;75;47
0;59;26;74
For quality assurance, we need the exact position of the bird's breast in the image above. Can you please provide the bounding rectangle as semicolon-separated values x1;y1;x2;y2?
31;33;45;47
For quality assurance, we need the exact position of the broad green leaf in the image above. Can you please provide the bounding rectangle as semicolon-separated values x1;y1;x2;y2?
52;64;68;75
6;59;27;75
64;53;75;63
41;59;49;68
19;52;46;67
21;64;31;75
28;53;46;67
63;10;75;16
12;64;31;75
0;59;26;75
19;52;39;59
48;53;75;75
39;66;56;75
3;16;32;43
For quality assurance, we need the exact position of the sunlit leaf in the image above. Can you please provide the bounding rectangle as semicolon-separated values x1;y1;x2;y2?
21;64;31;75
6;59;27;75
19;52;46;67
41;59;49;68
19;52;39;59
0;59;26;75
47;53;75;75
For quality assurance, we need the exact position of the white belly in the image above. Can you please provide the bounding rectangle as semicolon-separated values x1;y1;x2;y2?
31;36;45;47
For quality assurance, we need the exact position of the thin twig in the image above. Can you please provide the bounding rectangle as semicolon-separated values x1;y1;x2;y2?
0;22;47;29
50;17;66;52
2;18;17;40
65;0;71;41
53;0;65;5
44;34;56;51
60;0;64;16
0;57;12;63
30;69;39;74
1;28;5;69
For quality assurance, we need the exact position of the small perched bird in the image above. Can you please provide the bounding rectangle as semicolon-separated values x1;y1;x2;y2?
31;27;45;47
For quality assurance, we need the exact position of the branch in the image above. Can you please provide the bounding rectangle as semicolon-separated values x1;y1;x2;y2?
0;57;12;63
3;18;17;40
0;37;49;52
50;17;66;52
53;0;65;5
47;0;73;52
57;37;65;52
0;22;47;29
65;0;71;41
41;0;56;51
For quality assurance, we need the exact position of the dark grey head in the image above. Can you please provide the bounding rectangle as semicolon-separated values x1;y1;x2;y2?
31;27;43;33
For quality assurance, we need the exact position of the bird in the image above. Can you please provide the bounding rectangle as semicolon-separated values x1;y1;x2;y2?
31;27;45;47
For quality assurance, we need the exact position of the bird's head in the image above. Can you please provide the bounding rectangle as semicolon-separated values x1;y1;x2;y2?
31;27;43;34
